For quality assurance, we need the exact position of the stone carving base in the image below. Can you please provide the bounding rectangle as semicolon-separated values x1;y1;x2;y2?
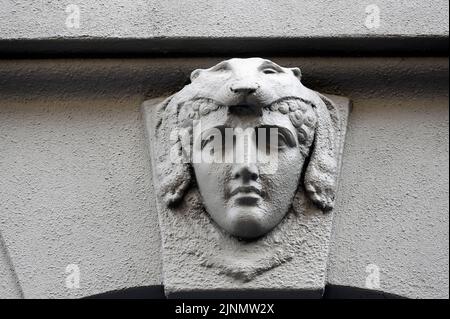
142;94;350;298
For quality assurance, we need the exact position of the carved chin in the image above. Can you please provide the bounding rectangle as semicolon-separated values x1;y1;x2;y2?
225;206;269;239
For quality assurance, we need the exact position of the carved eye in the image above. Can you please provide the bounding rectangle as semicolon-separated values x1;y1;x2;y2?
275;132;289;148
256;127;296;153
270;131;292;150
201;135;215;150
262;68;278;75
200;128;227;160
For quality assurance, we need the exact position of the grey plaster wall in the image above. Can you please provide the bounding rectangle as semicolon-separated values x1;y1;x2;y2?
0;234;22;298
0;93;162;298
1;0;448;40
0;57;448;298
328;95;449;299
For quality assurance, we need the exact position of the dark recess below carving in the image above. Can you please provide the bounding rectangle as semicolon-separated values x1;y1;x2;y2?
0;36;447;58
85;285;407;299
85;286;166;299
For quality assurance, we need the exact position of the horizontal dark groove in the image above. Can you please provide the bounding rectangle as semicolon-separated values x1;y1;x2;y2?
0;36;448;58
85;285;166;299
323;284;408;299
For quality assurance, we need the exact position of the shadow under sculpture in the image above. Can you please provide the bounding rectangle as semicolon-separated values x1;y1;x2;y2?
143;58;349;296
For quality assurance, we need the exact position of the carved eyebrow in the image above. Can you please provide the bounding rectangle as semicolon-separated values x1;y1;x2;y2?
200;125;226;149
256;125;296;147
200;125;225;140
258;61;284;72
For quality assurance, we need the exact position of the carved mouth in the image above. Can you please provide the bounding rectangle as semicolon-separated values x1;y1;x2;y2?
230;186;262;197
228;104;263;116
182;96;312;120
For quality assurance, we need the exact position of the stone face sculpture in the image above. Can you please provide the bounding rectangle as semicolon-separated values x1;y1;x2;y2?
142;58;350;294
154;58;339;239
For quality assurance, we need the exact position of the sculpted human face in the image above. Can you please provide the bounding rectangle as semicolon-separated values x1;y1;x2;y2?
192;107;305;239
155;58;340;240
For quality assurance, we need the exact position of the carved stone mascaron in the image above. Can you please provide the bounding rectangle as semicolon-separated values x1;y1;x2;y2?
142;58;350;296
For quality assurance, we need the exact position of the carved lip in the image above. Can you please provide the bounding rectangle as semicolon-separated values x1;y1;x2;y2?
230;186;262;197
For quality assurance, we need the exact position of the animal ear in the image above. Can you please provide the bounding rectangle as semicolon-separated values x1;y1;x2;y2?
290;67;302;81
304;93;341;211
190;69;203;82
154;96;192;207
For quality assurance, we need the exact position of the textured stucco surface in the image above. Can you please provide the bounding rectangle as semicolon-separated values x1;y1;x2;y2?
0;57;448;298
328;95;449;299
0;0;448;40
0;235;22;298
0;95;162;298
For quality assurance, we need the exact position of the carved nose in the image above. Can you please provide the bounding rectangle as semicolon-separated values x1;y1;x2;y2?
232;164;259;182
230;82;259;95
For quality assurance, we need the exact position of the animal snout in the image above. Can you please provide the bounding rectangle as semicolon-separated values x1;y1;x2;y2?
230;81;260;95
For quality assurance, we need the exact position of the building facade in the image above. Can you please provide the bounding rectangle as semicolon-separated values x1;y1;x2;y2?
0;0;448;299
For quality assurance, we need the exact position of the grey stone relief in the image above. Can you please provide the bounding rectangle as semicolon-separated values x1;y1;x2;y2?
142;58;350;294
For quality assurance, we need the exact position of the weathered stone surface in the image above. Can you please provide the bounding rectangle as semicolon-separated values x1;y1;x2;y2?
142;58;350;297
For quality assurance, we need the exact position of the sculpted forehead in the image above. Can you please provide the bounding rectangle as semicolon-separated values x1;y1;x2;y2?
207;57;282;71
194;106;296;134
199;58;294;79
